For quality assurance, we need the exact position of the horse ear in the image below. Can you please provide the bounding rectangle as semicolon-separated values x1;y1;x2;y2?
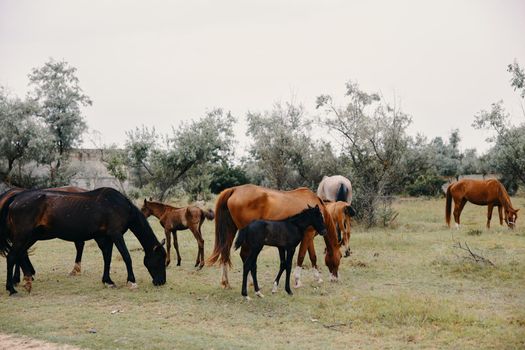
307;204;312;209
144;198;147;204
149;197;153;201
515;209;520;213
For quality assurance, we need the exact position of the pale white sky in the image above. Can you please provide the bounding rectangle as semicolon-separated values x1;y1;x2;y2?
1;0;524;155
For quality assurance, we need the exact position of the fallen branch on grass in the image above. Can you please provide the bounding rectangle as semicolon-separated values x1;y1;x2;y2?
453;241;495;266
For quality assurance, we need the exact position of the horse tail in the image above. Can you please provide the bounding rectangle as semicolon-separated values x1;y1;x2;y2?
445;185;452;227
336;183;348;202
0;194;16;257
206;187;237;267
203;209;215;221
234;227;247;251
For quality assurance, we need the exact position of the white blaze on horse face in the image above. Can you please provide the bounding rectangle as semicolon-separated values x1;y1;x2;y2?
293;266;303;288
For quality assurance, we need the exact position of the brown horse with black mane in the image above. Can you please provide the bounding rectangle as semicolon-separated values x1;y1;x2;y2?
446;178;519;229
325;201;356;257
206;184;341;289
0;187;166;295
141;199;214;268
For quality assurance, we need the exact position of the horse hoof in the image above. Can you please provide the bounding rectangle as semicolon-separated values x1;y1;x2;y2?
272;282;278;294
69;263;82;276
255;291;265;298
287;291;293;296
329;274;339;282
9;290;19;296
127;282;138;290
294;281;303;289
104;283;117;289
221;281;231;289
244;296;252;301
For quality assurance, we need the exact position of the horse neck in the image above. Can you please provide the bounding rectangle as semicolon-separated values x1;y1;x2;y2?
287;211;315;232
497;183;514;211
147;202;168;219
321;208;339;253
130;206;159;252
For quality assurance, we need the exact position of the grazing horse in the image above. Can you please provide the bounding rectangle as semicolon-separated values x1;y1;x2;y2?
234;205;327;299
325;201;356;257
206;184;341;289
0;186;88;286
317;175;353;204
446;178;519;229
0;187;166;295
141;199;214;268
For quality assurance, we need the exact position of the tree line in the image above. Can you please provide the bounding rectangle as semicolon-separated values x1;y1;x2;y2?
1;58;524;227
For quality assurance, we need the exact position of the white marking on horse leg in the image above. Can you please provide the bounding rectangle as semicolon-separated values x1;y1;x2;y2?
313;267;323;283
329;273;339;282
105;282;116;288
272;281;278;294
255;290;265;298
293;266;303;288
455;223;460;230
244;295;252;301
221;264;230;289
127;281;138;290
69;262;81;276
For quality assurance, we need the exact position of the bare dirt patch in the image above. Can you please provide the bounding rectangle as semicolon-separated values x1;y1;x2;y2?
0;333;80;350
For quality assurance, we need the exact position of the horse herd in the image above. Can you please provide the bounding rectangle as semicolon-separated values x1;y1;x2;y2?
0;175;519;298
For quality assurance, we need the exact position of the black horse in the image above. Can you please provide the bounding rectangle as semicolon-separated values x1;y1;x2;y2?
234;205;327;299
0;187;166;295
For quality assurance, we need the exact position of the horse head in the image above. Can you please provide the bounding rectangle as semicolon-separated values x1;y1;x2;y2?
143;240;167;286
506;208;519;229
141;198;153;218
307;204;327;236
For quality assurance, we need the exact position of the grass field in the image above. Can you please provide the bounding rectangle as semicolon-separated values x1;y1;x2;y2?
0;196;524;349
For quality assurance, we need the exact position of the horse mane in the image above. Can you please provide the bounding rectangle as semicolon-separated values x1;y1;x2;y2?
496;181;515;211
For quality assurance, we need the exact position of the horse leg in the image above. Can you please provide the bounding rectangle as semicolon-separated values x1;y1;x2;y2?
239;245;255;286
95;236;115;287
190;227;205;269
453;199;467;229
343;219;351;257
307;240;322;283
272;248;287;293
294;238;309;288
164;228;172;267
111;234;137;288
250;247;264;298
241;251;254;299
6;250;21;295
285;247;296;295
69;241;84;276
487;203;494;229
172;231;181;266
498;206;504;226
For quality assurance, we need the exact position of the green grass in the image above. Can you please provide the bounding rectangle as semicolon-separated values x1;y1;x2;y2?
0;196;524;349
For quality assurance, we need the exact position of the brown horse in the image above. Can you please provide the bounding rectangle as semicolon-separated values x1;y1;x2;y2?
325;201;356;257
446;178;519;229
317;175;353;204
141;199;214;268
0;187;166;295
0;186;88;287
206;184;341;289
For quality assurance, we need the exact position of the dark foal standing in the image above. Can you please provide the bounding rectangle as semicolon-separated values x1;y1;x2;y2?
234;205;327;299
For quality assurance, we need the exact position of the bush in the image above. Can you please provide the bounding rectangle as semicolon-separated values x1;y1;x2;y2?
406;173;446;197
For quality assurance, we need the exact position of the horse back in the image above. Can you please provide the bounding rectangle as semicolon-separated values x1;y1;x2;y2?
450;179;503;205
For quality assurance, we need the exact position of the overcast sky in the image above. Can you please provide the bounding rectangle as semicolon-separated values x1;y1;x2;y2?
1;0;524;155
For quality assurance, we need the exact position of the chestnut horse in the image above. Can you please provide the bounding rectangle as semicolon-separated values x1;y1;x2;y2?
446;178;519;229
141;199;214;268
0;187;166;295
325;201;356;257
317;175;353;204
206;184;341;289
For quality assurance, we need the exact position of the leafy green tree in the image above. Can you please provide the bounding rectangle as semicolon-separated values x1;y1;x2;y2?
0;88;53;184
28;59;92;184
508;60;525;98
317;81;411;227
247;102;326;190
209;161;250;194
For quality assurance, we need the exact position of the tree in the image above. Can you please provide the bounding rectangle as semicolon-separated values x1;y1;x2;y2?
507;60;525;99
317;81;411;227
246;102;320;189
0;87;53;184
119;109;236;200
473;101;525;187
28;59;92;184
